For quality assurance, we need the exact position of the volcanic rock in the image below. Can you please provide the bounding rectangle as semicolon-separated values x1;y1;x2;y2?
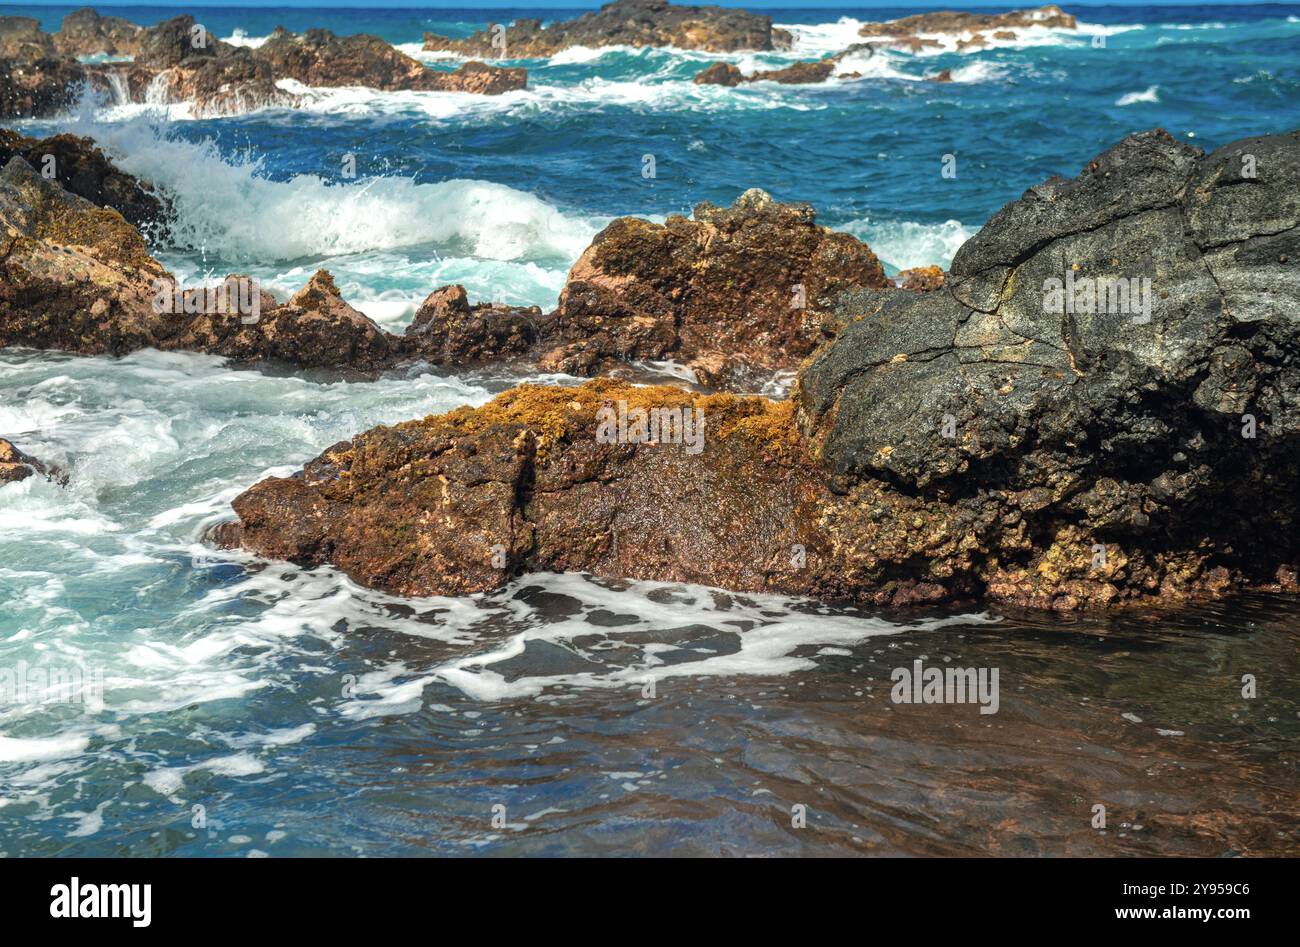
54;8;146;59
213;129;1300;611
857;5;1076;40
404;284;542;364
539;188;888;388
0;16;56;60
896;265;946;290
254;27;525;94
0;55;86;118
0;129;165;228
423;0;792;58
163;270;394;371
0;155;171;354
694;59;836;86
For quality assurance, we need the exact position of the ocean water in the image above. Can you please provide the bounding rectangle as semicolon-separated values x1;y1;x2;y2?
1;4;1298;856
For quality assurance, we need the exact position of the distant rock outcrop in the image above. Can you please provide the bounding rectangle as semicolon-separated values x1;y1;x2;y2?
0;9;527;119
255;27;526;94
423;0;792;58
856;5;1076;53
53;7;146;58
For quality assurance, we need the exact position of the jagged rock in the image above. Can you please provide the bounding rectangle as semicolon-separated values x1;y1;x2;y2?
0;155;171;354
0;16;56;60
693;62;743;87
0;163;883;389
254;27;525;94
0;437;48;485
694;59;835;86
538;188;888;389
149;49;299;117
0;129;165;228
424;0;791;58
0;11;518;119
404;284;542;364
164;270;393;371
54;8;146;58
796;128;1300;607
927;69;953;83
858;5;1076;40
0;56;85;118
213;130;1300;611
431;60;527;95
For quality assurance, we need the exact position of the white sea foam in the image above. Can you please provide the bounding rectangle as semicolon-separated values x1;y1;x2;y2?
1117;85;1160;106
221;29;270;48
58;112;602;266
840;217;976;271
0;734;91;763
778;16;872;58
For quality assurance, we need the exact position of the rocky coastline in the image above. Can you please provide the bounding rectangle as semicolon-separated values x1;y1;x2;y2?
0;147;891;387
196;129;1300;612
2;10;1297;614
0;8;526;119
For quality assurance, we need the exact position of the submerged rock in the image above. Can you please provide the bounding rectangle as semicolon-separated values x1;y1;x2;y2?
215;130;1300;611
423;0;792;58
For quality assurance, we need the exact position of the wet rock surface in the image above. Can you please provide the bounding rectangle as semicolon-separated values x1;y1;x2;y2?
0;135;877;385
0;436;48;485
424;0;792;57
403;284;542;365
215;130;1300;611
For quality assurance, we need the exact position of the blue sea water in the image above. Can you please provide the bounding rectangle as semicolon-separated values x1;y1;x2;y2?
1;5;1298;856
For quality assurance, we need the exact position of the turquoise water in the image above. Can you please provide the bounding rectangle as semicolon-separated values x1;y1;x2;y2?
1;5;1298;856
